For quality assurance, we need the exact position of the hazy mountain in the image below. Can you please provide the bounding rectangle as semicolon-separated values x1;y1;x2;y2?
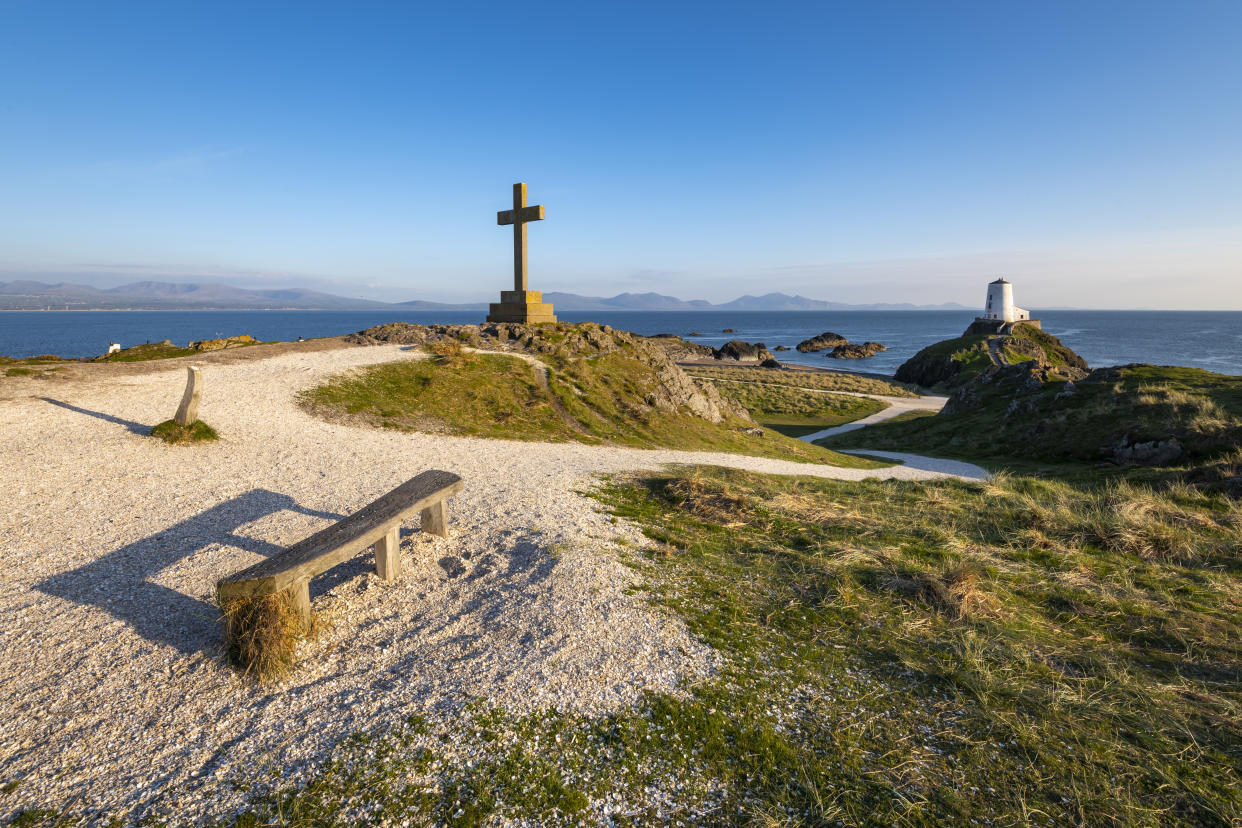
715;293;837;310
543;292;712;310
548;291;970;311
1;281;975;312
394;299;489;310
0;280;390;310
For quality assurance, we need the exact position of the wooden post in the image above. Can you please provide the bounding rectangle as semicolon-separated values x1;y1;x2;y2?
374;526;402;581
174;366;201;426
420;500;449;537
291;579;311;629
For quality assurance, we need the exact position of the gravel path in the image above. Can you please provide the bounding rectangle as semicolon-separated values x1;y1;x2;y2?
795;391;949;442
0;344;985;823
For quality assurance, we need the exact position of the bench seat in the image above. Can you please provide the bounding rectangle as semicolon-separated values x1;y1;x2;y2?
217;469;463;622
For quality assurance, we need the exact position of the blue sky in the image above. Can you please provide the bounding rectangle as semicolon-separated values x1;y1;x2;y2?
1;0;1239;307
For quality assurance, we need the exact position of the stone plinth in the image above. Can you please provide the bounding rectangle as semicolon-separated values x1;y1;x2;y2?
486;290;557;324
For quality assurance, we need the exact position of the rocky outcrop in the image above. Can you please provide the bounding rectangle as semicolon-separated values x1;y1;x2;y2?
346;321;748;425
641;334;717;362
796;332;848;352
896;327;1087;391
715;340;774;362
895;343;977;388
1110;437;1184;466
189;334;257;351
943;361;1080;415
828;341;887;359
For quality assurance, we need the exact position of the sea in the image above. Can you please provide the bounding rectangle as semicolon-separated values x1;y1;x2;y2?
2;309;1241;377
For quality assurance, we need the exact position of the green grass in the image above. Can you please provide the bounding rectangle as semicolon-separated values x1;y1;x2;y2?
5;367;36;376
302;347;884;468
893;333;993;390
685;362;918;397
879;408;938;425
822;364;1242;473
96;341;199;362
222;467;1242;826
704;378;886;437
149;419;219;444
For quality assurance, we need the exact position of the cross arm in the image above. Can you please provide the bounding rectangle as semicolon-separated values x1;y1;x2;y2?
497;205;545;226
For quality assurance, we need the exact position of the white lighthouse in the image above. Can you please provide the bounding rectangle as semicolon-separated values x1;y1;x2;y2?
982;278;1030;323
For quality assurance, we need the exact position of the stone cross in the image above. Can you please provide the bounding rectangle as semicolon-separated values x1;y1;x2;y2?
496;182;545;292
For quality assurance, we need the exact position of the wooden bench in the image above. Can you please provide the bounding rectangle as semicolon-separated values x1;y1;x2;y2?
216;470;464;624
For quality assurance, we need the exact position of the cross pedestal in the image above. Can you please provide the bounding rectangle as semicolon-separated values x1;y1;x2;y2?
486;183;556;325
487;289;557;324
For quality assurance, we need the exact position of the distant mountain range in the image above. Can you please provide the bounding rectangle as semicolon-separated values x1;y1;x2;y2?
0;281;972;312
0;280;390;310
395;291;972;312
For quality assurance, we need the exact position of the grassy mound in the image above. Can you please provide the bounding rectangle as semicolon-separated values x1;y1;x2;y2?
304;338;882;467
894;325;1087;391
231;467;1242;824
704;379;886;436
822;363;1242;473
150;419;219;444
95;340;199;362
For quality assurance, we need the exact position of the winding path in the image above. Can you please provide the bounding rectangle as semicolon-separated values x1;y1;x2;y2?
696;375;985;479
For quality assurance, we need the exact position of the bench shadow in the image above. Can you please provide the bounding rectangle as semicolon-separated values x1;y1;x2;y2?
34;490;345;656
42;397;151;435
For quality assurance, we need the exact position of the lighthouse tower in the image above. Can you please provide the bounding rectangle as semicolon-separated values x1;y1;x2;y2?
982;278;1029;323
968;278;1039;334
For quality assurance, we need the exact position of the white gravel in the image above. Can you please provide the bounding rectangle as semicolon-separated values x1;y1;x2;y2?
0;344;985;823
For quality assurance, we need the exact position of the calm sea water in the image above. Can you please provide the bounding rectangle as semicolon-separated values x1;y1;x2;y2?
2;309;1241;376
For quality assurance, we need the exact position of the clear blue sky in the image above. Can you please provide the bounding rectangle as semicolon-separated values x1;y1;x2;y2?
2;0;1239;307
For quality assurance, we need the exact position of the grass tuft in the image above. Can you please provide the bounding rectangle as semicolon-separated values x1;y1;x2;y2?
150;419;219;444
219;590;311;681
427;338;476;368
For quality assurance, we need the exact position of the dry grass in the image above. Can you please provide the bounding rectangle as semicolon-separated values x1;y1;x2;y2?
219;589;313;681
427;339;475;368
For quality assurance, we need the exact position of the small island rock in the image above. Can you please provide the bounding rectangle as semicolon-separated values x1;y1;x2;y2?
796;332;848;352
828;341;887;359
715;340;775;362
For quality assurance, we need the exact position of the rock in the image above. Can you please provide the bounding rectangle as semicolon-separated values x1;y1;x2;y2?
714;340;774;362
773;345;789;351
742;427;764;436
1111;438;1184;466
642;334;716;362
828;341;887;359
688;332;703;337
188;334;256;351
722;328;735;333
760;358;782;369
796;332;848;353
